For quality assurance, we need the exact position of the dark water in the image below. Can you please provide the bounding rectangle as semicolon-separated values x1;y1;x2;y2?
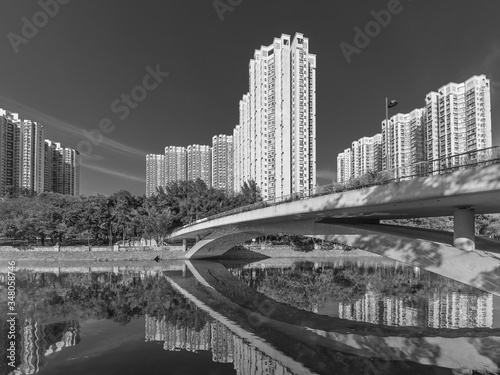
1;257;500;375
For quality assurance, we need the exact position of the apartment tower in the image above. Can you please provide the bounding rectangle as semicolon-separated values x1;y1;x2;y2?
21;119;45;193
0;110;22;196
165;146;187;184
233;32;316;200
212;134;233;192
146;154;165;197
187;144;211;186
425;75;492;166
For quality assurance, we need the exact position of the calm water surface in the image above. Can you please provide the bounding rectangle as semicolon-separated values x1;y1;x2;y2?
1;256;500;375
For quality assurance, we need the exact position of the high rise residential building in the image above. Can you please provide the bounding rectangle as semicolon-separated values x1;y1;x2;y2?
146;154;165;197
425;75;492;166
61;145;80;196
1;108;80;197
338;74;492;183
336;148;352;183
0;110;22;196
44;140;58;193
44;141;80;196
187;144;211;186
382;108;425;178
336;133;382;183
351;134;382;179
212;134;233;192
165;146;187;184
233;32;316;200
21;119;45;193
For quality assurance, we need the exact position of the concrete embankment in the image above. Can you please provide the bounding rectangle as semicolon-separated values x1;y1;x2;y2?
0;245;379;268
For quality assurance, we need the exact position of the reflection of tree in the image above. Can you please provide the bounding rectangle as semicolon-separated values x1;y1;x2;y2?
12;272;208;330
235;261;488;322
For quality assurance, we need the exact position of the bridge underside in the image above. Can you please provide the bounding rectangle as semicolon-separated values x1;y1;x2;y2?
184;220;500;296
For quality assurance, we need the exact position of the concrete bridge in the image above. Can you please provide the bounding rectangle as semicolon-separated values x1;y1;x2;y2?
168;164;500;294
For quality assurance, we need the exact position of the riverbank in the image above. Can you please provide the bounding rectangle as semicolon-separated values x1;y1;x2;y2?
0;245;380;266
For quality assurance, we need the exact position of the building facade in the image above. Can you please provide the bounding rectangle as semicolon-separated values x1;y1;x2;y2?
212;134;233;192
1;109;80;197
165;146;187;184
233;33;316;200
20;119;45;193
351;134;383;179
187;144;211;186
425;75;492;167
0;110;22;196
337;75;492;183
336;148;352;183
146;154;165;197
382;108;425;178
44;141;80;196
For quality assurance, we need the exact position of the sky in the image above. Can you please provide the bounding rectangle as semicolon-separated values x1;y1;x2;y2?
0;0;499;196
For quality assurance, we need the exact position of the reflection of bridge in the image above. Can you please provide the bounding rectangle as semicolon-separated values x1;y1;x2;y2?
165;260;500;375
168;164;500;296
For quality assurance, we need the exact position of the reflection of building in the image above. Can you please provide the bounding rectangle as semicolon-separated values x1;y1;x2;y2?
145;314;297;374
428;292;493;329
12;318;80;375
339;286;493;329
145;314;212;353
338;289;420;327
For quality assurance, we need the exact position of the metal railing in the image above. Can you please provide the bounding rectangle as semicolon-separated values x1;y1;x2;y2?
175;146;500;231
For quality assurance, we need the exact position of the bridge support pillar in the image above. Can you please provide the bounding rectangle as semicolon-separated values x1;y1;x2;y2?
182;239;188;252
453;207;475;251
196;235;201;243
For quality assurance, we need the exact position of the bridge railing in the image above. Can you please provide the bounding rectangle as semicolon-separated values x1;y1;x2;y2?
176;146;500;232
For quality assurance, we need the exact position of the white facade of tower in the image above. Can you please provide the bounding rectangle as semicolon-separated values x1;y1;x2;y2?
0;110;22;196
146;154;165;197
351;134;382;179
212;134;233;192
382;108;425;178
425;75;492;164
233;33;316;200
187;144;211;186
165;146;187;184
44;141;80;196
21;119;45;193
336;148;352;183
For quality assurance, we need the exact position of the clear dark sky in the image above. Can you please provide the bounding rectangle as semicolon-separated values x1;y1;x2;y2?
0;0;499;196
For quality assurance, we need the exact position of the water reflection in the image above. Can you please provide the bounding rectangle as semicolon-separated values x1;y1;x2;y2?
227;260;496;329
1;257;499;375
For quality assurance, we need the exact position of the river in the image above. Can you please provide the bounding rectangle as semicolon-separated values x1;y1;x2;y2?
1;255;500;375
